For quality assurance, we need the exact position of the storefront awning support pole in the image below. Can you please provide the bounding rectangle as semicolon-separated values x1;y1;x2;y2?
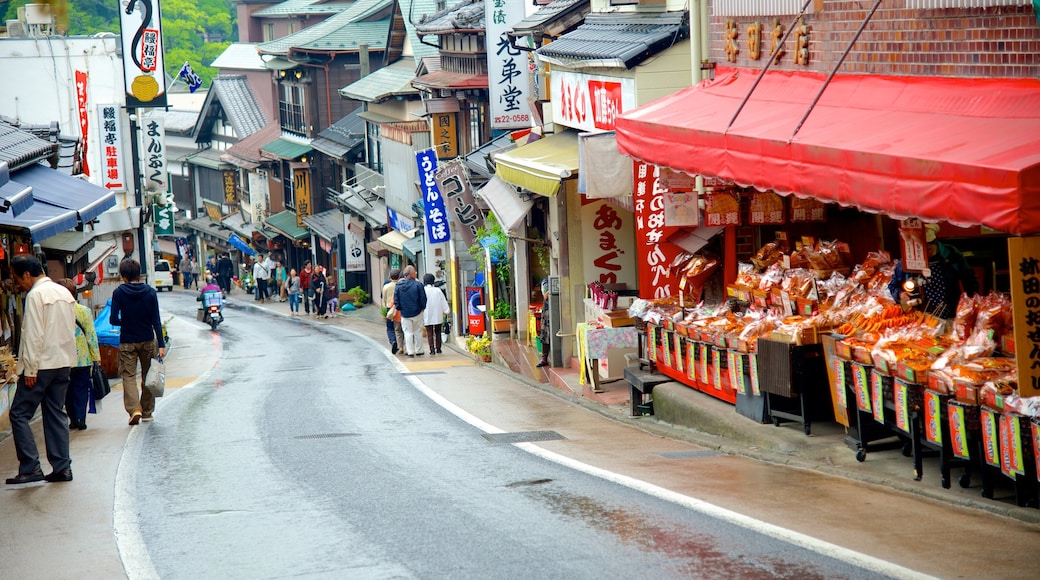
725;0;813;133
789;0;885;143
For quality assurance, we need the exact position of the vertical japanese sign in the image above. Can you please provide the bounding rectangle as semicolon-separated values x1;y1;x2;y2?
580;197;636;288
118;0;168;109
248;172;269;222
898;218;928;272
345;222;366;272
416;149;451;244
97;105;126;191
433;113;458;159
633;161;682;299
293;167;311;228
153;203;174;236
141;117;168;192
222;170;236;205
435;159;482;248
75;71;90;177
1008;236;1040;397
486;0;531;129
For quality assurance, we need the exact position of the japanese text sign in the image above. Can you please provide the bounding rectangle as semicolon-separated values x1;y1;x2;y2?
97;105;126;191
433;113;458;159
704;191;740;226
1008;236;1040;397
293;168;311;228
153;203;174;236
898;218;928;272
118;0;168;108
141;117;168;192
416;149;451;244
581;197;636;288
434;159;482;248
552;71;635;132
222;170;236;205
633;161;682;299
75;71;90;177
790;196;826;222
486;0;531;129
749;191;785;225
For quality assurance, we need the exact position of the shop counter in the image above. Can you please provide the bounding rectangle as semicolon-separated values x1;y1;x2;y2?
576;323;638;393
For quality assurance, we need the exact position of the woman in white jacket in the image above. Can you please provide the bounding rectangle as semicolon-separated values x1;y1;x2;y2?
422;273;451;355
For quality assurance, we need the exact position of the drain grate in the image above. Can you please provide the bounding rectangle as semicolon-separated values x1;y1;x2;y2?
660;450;725;459
483;430;566;444
294;433;360;440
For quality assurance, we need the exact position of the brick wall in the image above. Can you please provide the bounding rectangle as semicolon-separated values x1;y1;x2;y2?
709;2;1040;78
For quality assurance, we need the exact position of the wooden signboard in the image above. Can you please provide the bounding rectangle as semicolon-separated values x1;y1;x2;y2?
748;191;785;225
1008;236;1040;397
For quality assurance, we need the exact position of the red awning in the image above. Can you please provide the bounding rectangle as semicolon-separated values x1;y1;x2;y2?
412;70;488;90
615;67;1040;234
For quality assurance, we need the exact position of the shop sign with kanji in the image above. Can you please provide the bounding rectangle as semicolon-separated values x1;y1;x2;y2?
1009;236;1040;397
748;191;784;225
704;190;740;226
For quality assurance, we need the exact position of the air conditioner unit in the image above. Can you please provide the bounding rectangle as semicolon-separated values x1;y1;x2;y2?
24;4;53;25
6;20;26;37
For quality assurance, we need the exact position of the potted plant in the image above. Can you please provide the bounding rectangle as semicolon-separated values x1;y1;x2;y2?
491;300;513;333
466;333;492;362
345;285;369;307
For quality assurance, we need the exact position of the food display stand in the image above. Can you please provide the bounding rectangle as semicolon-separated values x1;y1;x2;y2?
576;322;638;393
756;338;831;435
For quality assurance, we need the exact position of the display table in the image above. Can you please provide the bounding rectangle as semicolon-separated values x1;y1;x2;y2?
576;323;638;392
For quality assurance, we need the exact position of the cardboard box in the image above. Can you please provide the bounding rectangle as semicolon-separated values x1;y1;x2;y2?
599;348;638;380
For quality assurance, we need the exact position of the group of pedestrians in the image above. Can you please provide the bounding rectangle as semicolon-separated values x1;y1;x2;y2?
6;256;164;486
382;266;450;357
178;256;199;289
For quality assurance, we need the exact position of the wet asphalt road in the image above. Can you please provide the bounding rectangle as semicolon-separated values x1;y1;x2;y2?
121;293;886;579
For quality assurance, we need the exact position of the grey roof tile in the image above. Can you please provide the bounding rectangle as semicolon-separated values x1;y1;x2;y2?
258;0;394;55
535;11;689;69
254;0;353;16
338;59;418;102
413;0;483;34
0;122;56;171
196;75;269;139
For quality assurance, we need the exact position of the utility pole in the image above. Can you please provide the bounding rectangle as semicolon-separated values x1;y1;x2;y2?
127;108;151;278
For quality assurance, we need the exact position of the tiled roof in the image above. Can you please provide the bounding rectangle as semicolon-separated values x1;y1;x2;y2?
193;76;269;141
339;59;418;102
257;0;394;55
210;43;266;71
535;11;689;69
312;108;366;158
509;0;589;39
254;0;352;16
411;70;487;90
400;0;465;61
222;123;282;168
413;0;483;34
143;109;200;134
0;122;56;171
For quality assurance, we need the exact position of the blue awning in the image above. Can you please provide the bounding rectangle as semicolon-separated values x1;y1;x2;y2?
0;163;34;217
0;198;79;242
13;163;117;223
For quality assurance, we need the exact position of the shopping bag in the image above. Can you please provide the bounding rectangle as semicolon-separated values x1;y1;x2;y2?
144;357;165;397
91;362;111;401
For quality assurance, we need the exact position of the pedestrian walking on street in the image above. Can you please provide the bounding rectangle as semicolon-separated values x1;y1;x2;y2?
300;261;314;315
312;266;329;317
180;257;192;289
393;265;427;357
287;269;301;316
216;253;234;295
189;257;199;289
381;270;403;354
110;258;166;426
56;279;101;431
6;255;77;485
325;275;339;317
423;273;450;355
253;253;273;303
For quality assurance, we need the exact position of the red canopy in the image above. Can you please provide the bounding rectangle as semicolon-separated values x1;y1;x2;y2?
615;67;1040;234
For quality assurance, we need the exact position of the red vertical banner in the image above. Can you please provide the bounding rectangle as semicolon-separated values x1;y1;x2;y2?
633;161;681;299
75;71;90;176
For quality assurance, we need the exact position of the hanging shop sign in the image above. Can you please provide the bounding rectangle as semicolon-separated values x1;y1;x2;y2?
415;149;451;244
293;167;312;228
663;191;700;228
387;207;415;233
633;161;682;299
153;203;174;236
485;0;532;129
433;112;458;159
790;197;826;222
223;170;236;205
580;197;636;288
118;0;168;108
75;71;90;177
98;105;126;191
141;117;168;192
659;168;699;191
248;172;269;222
551;71;635;132
898;218;928;272
1008;235;1040;397
434;159;482;248
748;191;785;225
345;222;366;272
704;191;741;226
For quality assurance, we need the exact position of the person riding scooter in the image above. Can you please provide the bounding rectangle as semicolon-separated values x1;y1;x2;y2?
197;276;225;329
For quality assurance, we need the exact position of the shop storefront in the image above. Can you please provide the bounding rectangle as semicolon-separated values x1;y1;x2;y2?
614;66;1040;501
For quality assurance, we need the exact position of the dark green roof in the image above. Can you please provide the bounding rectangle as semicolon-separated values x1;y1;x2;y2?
261;137;313;160
263;210;309;240
258;0;393;55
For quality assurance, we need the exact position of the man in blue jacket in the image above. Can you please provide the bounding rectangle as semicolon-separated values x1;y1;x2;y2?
393;265;427;357
110;258;166;425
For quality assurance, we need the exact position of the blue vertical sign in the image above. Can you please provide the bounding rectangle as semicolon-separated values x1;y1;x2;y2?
416;149;451;244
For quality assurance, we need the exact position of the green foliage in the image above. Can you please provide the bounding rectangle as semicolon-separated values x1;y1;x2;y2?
491;300;513;320
347;285;369;306
2;0;236;88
